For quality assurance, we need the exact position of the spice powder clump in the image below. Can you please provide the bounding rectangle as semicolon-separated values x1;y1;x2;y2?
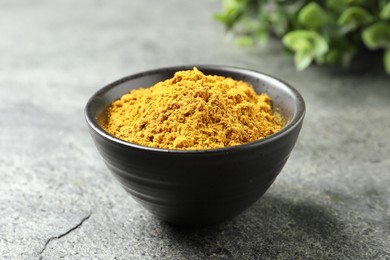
102;68;284;150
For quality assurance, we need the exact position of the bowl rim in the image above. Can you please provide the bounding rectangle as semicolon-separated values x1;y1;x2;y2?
85;64;305;154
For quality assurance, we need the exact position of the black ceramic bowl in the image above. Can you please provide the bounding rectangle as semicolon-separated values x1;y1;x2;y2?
85;65;305;226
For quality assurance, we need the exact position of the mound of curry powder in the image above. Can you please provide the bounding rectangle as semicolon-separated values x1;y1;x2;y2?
102;68;284;150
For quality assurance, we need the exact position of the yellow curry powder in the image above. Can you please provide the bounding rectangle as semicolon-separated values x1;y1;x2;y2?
102;68;284;150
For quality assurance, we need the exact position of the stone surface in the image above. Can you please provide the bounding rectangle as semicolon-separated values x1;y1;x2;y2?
1;0;389;259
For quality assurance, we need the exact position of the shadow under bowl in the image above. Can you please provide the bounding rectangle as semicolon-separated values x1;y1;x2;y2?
85;65;305;226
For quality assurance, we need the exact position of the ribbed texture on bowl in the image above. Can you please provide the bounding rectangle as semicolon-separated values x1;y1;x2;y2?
85;65;305;226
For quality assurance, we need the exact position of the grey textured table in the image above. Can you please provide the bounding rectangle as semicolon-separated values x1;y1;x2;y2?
1;1;389;259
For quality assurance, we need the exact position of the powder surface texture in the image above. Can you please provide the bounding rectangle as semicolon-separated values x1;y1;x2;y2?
103;68;284;150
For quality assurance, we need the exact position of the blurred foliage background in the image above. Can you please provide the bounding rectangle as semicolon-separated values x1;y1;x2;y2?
215;0;390;74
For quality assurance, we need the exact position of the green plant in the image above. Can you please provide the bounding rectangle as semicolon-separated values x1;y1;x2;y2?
215;0;390;74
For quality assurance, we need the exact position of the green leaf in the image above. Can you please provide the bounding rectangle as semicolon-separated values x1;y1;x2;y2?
324;49;341;64
223;0;247;11
362;22;390;49
340;46;357;67
295;51;313;70
235;36;254;47
298;2;327;29
326;0;342;9
268;11;288;36
322;46;357;67
384;49;390;74
338;7;373;33
380;2;390;20
214;0;249;29
326;0;365;9
214;12;238;29
283;30;329;70
283;30;329;56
